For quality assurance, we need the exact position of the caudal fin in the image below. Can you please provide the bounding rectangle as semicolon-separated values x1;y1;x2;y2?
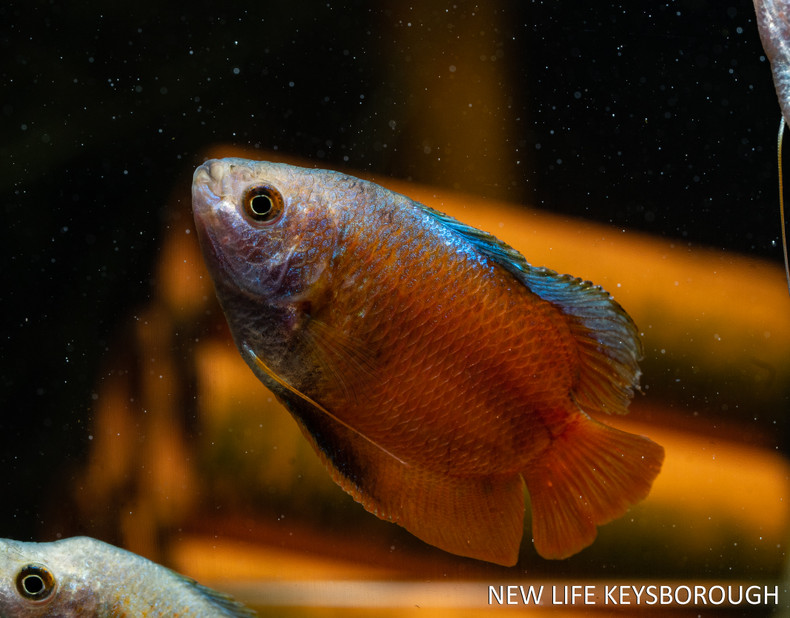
522;414;664;560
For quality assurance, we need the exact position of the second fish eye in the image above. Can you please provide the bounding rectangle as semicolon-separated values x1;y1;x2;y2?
15;564;56;601
243;185;284;223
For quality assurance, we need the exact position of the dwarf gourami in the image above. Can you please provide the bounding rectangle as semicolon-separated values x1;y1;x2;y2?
191;158;664;566
0;536;255;617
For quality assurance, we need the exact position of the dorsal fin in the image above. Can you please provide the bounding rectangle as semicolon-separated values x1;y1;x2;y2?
417;202;642;415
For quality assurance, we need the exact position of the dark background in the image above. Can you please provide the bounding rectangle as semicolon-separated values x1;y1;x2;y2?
0;1;783;540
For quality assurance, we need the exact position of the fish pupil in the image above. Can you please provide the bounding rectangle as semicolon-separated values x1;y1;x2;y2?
22;575;44;594
250;194;273;217
15;564;55;601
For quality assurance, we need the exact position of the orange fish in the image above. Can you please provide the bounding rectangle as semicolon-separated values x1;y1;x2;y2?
191;158;664;566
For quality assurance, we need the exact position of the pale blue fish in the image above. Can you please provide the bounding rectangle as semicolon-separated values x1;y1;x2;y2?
0;536;256;617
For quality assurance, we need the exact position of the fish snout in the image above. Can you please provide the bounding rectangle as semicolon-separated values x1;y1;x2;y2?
192;158;259;212
192;159;226;204
193;159;225;184
193;160;240;226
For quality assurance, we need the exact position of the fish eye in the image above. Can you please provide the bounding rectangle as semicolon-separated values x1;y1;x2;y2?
243;184;284;223
15;564;56;601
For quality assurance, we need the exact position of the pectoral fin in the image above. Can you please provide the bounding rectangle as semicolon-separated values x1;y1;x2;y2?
301;316;379;403
244;345;404;465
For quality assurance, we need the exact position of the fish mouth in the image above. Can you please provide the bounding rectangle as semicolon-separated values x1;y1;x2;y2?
191;160;231;272
192;159;225;213
193;158;225;186
192;158;259;214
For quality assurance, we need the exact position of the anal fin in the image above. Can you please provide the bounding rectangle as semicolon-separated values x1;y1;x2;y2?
523;414;664;560
281;388;526;566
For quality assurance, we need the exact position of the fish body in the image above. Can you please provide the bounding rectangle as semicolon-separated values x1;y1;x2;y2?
0;536;255;617
192;158;664;565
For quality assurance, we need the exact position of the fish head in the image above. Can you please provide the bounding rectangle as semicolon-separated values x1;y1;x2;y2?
0;538;98;616
192;158;340;307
